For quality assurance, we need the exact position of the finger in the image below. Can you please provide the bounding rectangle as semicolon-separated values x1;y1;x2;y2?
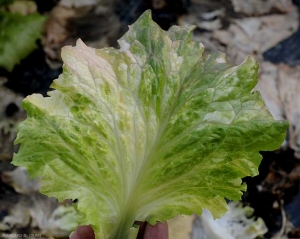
144;222;168;239
70;225;95;239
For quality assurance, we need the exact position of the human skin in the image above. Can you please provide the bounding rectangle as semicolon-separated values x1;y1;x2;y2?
70;222;168;239
136;221;168;239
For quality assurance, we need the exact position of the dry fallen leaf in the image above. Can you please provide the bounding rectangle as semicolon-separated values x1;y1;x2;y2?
0;166;78;237
1;167;41;194
0;200;31;230
256;62;284;122
179;8;224;31
278;65;300;158
212;7;298;64
190;202;268;239
43;3;121;69
0;79;25;160
231;0;294;16
7;0;37;15
42;5;78;68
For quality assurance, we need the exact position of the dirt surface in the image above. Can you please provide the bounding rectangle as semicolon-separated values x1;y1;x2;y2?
1;0;300;238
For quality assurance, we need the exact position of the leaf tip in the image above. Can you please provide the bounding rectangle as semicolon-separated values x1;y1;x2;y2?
75;38;87;47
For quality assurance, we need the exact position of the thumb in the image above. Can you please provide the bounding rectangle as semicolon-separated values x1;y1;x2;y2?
70;226;95;239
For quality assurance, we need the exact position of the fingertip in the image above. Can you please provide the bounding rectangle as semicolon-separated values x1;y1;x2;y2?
70;225;95;239
144;222;168;239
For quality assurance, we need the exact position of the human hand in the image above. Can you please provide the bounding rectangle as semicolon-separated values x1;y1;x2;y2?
70;222;168;239
136;221;168;239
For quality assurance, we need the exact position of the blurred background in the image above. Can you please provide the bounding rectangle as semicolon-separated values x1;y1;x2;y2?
1;0;300;238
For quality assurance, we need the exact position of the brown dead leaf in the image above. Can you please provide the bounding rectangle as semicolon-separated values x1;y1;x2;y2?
231;0;294;16
192;32;227;56
256;62;284;122
0;79;25;160
0;166;77;237
277;65;300;158
190;203;267;239
42;5;78;68
7;0;37;15
0;200;31;230
179;1;225;31
1;167;41;194
212;7;298;64
0;192;65;236
43;3;121;69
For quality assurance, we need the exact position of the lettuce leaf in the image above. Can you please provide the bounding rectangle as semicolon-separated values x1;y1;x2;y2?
12;10;288;239
0;12;46;71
